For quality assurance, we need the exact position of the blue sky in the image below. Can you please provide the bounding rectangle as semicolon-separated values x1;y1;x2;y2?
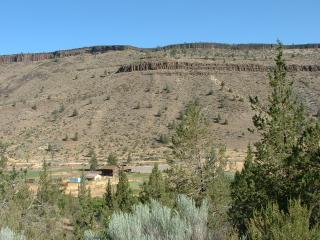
0;0;319;54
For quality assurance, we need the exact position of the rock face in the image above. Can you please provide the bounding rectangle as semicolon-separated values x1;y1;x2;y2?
1;43;319;64
117;61;320;73
0;45;135;63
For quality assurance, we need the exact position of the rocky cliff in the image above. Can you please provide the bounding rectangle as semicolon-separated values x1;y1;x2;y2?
116;61;320;73
1;43;319;64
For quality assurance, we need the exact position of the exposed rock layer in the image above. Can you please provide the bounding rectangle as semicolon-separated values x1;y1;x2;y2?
1;43;319;64
116;61;320;73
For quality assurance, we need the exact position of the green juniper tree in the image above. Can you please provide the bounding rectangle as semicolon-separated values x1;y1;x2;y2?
104;179;113;209
114;170;134;212
248;200;320;240
74;171;95;239
107;153;118;165
89;149;98;171
229;42;320;235
139;163;169;204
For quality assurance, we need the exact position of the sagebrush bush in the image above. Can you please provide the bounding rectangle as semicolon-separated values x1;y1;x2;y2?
0;227;26;240
107;195;211;240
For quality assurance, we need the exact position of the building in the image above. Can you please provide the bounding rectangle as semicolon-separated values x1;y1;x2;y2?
95;165;133;177
85;173;102;181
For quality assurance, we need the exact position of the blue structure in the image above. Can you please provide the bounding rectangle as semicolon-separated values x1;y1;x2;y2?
69;177;81;183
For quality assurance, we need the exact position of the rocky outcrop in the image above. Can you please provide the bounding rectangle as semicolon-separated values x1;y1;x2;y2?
159;43;320;50
116;61;320;74
0;45;136;63
1;43;319;64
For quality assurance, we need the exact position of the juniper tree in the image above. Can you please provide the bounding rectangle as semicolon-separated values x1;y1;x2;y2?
139;163;168;204
89;149;98;171
114;170;134;212
104;178;113;209
74;171;95;238
248;200;320;240
169;101;210;200
107;153;118;165
229;42;320;235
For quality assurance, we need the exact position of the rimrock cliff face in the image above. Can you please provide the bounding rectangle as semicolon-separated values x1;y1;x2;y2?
1;43;319;64
0;45;135;63
116;61;320;73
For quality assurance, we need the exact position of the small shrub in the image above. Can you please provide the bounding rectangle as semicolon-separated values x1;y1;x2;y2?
159;134;169;144
31;104;37;110
146;102;153;108
107;195;210;240
216;114;222;123
206;89;214;96
163;83;171;93
71;132;78;141
70;109;78;117
155;110;162;117
0;227;26;240
133;102;140;110
62;134;68;141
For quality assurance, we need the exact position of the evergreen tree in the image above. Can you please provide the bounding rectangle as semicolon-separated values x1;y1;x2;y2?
248;200;320;240
139;163;166;203
37;159;63;205
229;42;320;235
104;179;113;209
107;153;118;165
114;170;134;211
169;101;212;200
89;149;98;171
74;171;95;239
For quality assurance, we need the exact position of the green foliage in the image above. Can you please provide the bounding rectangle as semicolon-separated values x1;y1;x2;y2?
89;149;98;170
107;153;118;165
104;179;113;209
0;227;26;240
139;164;170;204
37;159;65;205
0;142;8;169
229;42;320;235
74;171;96;238
248;200;320;240
172;101;208;166
159;134;169;144
114;171;134;212
107;195;211;240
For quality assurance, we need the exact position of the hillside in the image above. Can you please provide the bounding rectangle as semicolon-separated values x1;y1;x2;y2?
0;43;319;169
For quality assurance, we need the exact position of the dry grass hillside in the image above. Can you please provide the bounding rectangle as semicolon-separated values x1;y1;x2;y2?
0;44;319;169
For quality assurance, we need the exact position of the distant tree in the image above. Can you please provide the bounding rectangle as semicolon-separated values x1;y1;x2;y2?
114;170;134;212
104;179;113;209
107;153;118;165
139;164;167;203
37;159;63;205
89;149;98;170
74;171;95;238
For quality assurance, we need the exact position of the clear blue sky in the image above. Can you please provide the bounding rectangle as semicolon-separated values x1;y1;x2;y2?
1;0;319;54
